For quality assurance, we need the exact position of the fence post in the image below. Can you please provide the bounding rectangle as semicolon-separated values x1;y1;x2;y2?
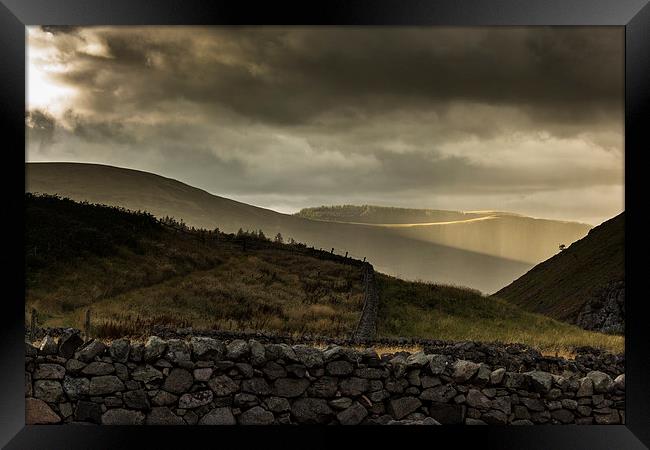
30;308;37;341
331;248;334;254
345;251;348;258
84;309;91;341
363;257;366;262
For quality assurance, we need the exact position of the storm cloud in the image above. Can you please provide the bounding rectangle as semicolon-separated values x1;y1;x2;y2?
26;26;624;225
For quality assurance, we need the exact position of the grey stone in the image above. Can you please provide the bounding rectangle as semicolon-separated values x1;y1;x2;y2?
234;393;259;409
242;378;271;396
490;368;506;385
129;343;144;362
25;398;61;424
102;409;145;425
34;380;64;402
81;362;114;376
551;409;575;424
199;407;236;425
39;336;58;355
466;389;491;409
511;419;534;425
291;398;333;424
145;407;184;425
577;377;594;397
405;351;430;368
124;389;150;410
504;372;529;390
388;397;421;420
235;363;254;378
226;340;249;360
273;378;310;398
339;377;369;396
307;376;338;398
586;371;613;393
475;364;491;385
420;384;457;403
77;340;106;362
265;396;291;413
594;410;620;424
63;376;90;400
144;336;167;362
163;368;193;394
293;345;323;368
262;361;287;379
481;409;508;425
249;340;266;366
58;332;84;358
329;397;353;410
184;410;199;425
89;375;124;395
355;367;386;379
526;371;553;393
208;375;239;396
239;406;275;425
190;337;225;361
326;360;354;376
193;367;213;382
520;397;545;412
429;354;449;375
421;376;441;389
491;396;512;415
132;365;163;383
165;339;191;363
65;359;86;373
613;374;625;391
109;338;130;363
389;355;407;377
151;390;178;406
34;364;65;380
179;390;213;409
562;399;578;410
59;402;73;418
337;402;368;425
452;360;480;382
466;418;488;425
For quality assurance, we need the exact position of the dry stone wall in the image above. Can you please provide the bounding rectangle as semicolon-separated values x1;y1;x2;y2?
25;332;625;426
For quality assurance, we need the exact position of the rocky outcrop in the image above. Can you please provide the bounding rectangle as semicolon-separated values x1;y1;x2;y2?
25;334;624;425
576;281;624;334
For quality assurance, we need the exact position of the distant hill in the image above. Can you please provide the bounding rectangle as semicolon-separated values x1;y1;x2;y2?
26;162;590;293
494;213;624;333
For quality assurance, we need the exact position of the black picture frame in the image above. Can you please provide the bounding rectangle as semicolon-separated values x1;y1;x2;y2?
2;1;649;448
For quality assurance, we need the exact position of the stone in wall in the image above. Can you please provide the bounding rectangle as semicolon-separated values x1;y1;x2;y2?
24;335;625;426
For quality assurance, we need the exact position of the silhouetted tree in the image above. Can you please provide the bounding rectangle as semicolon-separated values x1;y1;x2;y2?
274;232;284;244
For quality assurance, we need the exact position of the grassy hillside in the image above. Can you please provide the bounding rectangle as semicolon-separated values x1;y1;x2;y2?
26;194;365;337
376;274;623;354
494;213;624;325
26;194;623;353
26;162;591;293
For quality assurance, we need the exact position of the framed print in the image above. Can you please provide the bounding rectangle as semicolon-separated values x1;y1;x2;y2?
1;0;649;449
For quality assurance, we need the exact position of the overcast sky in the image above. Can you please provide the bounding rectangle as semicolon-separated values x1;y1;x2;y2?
26;26;624;225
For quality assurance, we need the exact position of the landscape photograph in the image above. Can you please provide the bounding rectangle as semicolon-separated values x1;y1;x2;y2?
24;26;625;426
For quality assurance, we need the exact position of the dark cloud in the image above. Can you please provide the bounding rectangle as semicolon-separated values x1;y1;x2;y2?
26;26;624;224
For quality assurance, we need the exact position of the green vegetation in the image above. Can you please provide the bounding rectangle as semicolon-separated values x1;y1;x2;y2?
26;194;364;337
495;213;624;324
376;274;623;354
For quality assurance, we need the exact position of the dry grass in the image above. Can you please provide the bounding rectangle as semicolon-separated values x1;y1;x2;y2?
377;274;624;355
